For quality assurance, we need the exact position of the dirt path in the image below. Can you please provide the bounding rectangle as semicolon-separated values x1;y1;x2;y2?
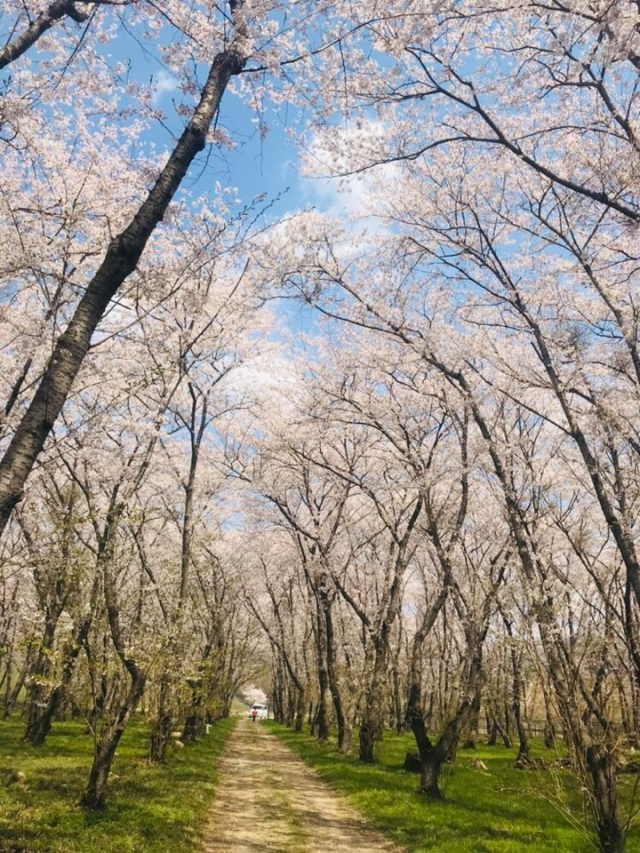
201;718;403;853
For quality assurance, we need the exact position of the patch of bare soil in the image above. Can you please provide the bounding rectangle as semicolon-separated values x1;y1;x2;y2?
201;718;403;853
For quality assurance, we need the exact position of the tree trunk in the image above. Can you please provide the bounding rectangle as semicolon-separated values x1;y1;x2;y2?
26;684;62;747
542;684;556;748
4;642;34;717
544;715;555;749
24;617;59;744
359;656;385;763
325;600;349;751
407;681;433;762
337;718;352;753
86;635;110;735
587;744;625;853
462;701;480;750
359;717;377;764
314;599;330;742
149;675;173;763
183;680;205;743
418;694;476;798
513;695;531;766
420;747;446;799
81;674;145;809
503;617;531;766
294;687;305;733
417;621;485;799
87;671;108;736
0;0;90;69
2;655;13;716
0;9;249;537
405;587;449;776
496;718;512;749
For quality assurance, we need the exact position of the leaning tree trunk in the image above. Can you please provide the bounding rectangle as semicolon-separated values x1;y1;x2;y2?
81;673;146;809
463;384;626;850
26;685;61;748
27;609;94;746
538;600;625;853
405;586;449;767
82;499;146;809
4;642;34;718
418;623;485;799
0;0;90;69
0;5;249;537
419;688;480;798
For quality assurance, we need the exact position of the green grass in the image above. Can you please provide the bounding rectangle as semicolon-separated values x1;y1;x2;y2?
230;696;250;716
267;723;640;853
0;715;235;853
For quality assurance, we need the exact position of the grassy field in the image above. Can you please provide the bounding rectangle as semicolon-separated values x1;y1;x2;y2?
0;715;235;853
267;723;640;853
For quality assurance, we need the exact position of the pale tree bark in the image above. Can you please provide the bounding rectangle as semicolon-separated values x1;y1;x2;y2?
4;643;35;718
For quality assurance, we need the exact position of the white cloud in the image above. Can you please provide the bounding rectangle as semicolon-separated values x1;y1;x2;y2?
297;121;400;229
151;70;178;106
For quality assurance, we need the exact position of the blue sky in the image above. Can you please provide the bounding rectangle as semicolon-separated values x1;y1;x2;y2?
95;13;371;346
100;16;316;220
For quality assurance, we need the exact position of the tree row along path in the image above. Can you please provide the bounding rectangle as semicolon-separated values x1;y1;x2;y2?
201;719;403;853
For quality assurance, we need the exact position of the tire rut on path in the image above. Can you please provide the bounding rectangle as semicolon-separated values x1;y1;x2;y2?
201;718;403;853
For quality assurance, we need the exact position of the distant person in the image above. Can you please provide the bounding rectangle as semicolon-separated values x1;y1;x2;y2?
251;708;258;723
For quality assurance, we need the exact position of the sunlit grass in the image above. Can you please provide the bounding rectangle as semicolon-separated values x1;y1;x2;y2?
268;723;640;853
0;715;235;853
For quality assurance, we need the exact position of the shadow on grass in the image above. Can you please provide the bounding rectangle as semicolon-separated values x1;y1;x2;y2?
267;724;604;853
0;716;235;853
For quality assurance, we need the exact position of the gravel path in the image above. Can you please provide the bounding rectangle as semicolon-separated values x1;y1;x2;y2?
201;718;403;853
